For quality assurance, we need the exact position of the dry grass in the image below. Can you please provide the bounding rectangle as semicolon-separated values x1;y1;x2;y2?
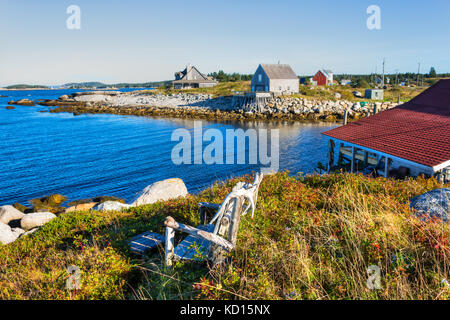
0;172;448;300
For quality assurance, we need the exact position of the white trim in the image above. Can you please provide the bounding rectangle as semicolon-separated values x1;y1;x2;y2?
433;159;450;172
328;137;438;175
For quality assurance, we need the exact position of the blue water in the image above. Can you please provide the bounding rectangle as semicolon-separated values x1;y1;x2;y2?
0;89;337;206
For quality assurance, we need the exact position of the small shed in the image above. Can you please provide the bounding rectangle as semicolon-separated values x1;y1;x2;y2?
365;89;384;100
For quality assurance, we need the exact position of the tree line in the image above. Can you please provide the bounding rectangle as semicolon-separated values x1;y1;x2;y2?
207;71;253;82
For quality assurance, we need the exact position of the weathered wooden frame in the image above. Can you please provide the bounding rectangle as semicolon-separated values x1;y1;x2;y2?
164;172;264;267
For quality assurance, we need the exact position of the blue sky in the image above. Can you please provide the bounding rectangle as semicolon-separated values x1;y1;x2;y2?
0;0;449;86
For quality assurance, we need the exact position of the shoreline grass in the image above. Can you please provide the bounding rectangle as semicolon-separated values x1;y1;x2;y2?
0;172;448;300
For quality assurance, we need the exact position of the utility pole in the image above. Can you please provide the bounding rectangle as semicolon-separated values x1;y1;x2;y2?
395;69;399;86
382;58;385;87
417;62;421;86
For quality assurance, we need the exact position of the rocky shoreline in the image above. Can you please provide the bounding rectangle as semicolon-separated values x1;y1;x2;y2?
0;178;188;245
9;91;400;122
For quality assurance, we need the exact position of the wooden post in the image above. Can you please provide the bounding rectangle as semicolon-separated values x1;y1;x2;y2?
165;226;175;266
364;151;369;165
384;157;389;178
351;146;355;173
338;143;344;167
327;139;335;173
343;110;349;125
228;197;243;246
164;216;234;251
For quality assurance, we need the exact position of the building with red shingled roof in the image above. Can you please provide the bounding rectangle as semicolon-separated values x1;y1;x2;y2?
321;79;450;181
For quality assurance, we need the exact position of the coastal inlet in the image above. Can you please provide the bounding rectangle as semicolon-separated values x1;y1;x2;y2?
0;89;337;206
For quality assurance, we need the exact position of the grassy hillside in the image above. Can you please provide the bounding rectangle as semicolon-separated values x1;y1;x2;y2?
148;80;426;103
292;85;425;103
0;172;448;300
154;81;252;97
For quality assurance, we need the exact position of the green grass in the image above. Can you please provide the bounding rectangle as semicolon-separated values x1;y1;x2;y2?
290;85;426;103
135;80;427;103
147;81;251;98
0;172;448;300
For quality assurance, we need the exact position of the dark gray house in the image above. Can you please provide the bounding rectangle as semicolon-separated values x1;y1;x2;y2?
172;65;218;89
251;64;299;94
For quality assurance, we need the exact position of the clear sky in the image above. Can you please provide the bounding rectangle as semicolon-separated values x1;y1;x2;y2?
0;0;449;86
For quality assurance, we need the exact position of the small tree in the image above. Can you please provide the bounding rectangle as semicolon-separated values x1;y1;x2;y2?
429;67;437;78
353;79;370;88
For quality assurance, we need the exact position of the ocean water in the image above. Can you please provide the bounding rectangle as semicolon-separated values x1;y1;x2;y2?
0;89;337;206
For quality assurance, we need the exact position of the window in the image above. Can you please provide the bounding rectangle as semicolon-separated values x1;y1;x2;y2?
258;74;262;82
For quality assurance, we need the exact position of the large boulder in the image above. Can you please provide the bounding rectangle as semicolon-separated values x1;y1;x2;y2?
0;223;18;244
132;178;188;206
0;205;25;224
410;188;449;222
20;212;56;231
92;201;131;212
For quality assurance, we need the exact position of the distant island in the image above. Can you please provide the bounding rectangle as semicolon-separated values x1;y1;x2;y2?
3;84;50;90
1;81;172;91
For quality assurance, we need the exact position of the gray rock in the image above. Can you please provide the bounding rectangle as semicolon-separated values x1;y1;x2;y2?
92;201;131;211
0;223;18;244
132;178;188;206
11;227;25;238
410;188;449;222
0;205;24;224
334;92;342;99
20;212;56;231
352;103;361;111
23;228;38;237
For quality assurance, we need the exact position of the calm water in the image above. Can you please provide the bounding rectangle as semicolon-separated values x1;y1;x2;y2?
0;89;337;206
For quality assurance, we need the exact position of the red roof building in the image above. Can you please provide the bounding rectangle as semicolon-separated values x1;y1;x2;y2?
322;79;450;179
313;69;333;86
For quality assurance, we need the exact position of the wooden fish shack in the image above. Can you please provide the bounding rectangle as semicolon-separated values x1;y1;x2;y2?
321;80;450;183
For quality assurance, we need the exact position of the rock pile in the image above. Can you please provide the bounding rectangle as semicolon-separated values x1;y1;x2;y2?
0;178;189;245
29;91;399;122
0;205;56;244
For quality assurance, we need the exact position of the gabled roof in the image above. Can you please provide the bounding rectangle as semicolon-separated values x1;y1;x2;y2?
318;69;333;79
260;64;298;80
173;65;217;84
322;79;450;170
